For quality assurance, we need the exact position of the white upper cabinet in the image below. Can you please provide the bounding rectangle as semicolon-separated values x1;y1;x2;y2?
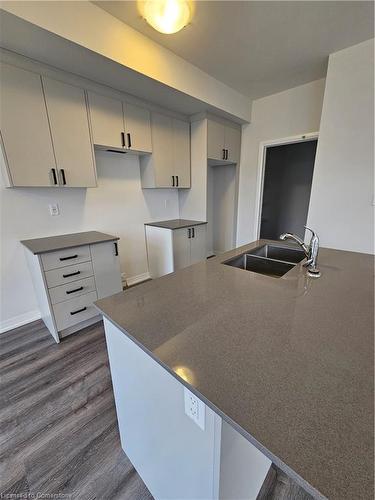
207;118;241;164
0;63;57;187
42;77;97;188
224;125;241;164
207;120;226;161
87;92;152;154
140;112;191;188
124;103;152;154
173;119;191;188
87;92;125;149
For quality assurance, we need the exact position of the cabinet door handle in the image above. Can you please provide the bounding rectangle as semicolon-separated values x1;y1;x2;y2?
60;169;67;185
172;175;175;187
222;148;226;160
226;149;229;160
192;227;195;238
51;168;58;185
62;270;81;278
70;306;87;316
121;132;126;147
59;254;78;261
66;286;84;295
114;242;119;256
176;175;179;187
188;228;191;238
127;133;132;148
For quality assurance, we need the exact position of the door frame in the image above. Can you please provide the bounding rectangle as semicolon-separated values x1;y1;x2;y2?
253;132;319;240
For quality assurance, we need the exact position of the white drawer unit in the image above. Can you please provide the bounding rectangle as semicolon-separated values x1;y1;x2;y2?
44;261;94;288
22;232;123;343
49;276;97;305
41;245;91;271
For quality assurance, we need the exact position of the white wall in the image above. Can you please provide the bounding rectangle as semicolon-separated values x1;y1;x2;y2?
307;39;374;254
236;79;326;245
0;151;179;330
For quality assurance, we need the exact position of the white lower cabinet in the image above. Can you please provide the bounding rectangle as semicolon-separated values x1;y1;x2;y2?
24;239;122;343
145;223;207;278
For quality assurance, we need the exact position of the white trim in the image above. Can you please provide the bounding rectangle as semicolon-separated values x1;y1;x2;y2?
253;132;319;241
0;310;41;333
126;272;151;287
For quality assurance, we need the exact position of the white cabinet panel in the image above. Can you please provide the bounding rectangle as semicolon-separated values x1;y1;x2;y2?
0;63;56;187
49;276;96;305
42;77;97;187
140;112;190;188
88;91;124;149
173;228;191;271
207;120;225;161
225;126;241;164
53;291;98;331
104;318;221;500
173;119;191;188
124;102;152;153
45;261;94;288
41;245;91;271
190;225;207;265
90;241;122;299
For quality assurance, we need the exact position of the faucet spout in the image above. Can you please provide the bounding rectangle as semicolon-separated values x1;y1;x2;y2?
279;232;309;256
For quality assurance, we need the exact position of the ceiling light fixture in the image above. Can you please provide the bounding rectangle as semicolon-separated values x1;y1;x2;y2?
139;0;193;34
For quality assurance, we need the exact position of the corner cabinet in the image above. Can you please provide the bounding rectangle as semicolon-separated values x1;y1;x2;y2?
140;113;191;188
207;119;241;164
145;222;206;278
23;236;122;343
87;91;152;154
0;63;97;188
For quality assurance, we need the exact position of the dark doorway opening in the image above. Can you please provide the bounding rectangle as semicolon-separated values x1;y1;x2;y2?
260;139;317;240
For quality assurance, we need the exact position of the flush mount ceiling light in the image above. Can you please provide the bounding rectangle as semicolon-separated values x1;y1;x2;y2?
138;0;193;34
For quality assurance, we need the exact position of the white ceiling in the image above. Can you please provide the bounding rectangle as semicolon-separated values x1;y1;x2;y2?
94;1;374;99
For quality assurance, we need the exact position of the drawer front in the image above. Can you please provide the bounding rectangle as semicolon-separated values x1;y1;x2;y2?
41;245;91;271
45;261;94;288
49;276;96;305
53;291;98;331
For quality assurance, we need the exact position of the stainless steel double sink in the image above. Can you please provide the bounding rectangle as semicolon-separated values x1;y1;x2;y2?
223;244;305;278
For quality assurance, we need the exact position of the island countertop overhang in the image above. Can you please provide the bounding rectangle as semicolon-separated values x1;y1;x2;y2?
95;240;374;500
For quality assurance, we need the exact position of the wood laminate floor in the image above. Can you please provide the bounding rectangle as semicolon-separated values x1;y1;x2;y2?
0;319;312;500
0;319;153;500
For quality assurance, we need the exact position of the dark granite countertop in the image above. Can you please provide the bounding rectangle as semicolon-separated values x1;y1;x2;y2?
95;240;374;500
21;231;119;254
144;219;207;230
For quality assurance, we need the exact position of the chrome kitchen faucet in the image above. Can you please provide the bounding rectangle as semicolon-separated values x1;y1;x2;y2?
280;226;321;278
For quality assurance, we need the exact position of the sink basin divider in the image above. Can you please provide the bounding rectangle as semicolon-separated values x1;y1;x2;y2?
244;253;299;267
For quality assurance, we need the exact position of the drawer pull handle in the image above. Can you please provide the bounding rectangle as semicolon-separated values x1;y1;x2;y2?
60;169;67;185
114;242;119;256
70;306;87;316
66;286;84;295
59;254;78;261
51;168;58;185
63;270;81;278
121;132;126;147
127;133;132;148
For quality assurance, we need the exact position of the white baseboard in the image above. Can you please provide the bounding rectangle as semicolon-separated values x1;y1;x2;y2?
0;310;41;334
126;272;151;287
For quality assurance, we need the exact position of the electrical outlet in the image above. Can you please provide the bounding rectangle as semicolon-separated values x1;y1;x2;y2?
49;203;59;216
184;387;205;430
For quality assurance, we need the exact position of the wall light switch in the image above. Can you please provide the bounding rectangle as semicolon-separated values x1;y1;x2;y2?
49;203;60;216
184;387;205;430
